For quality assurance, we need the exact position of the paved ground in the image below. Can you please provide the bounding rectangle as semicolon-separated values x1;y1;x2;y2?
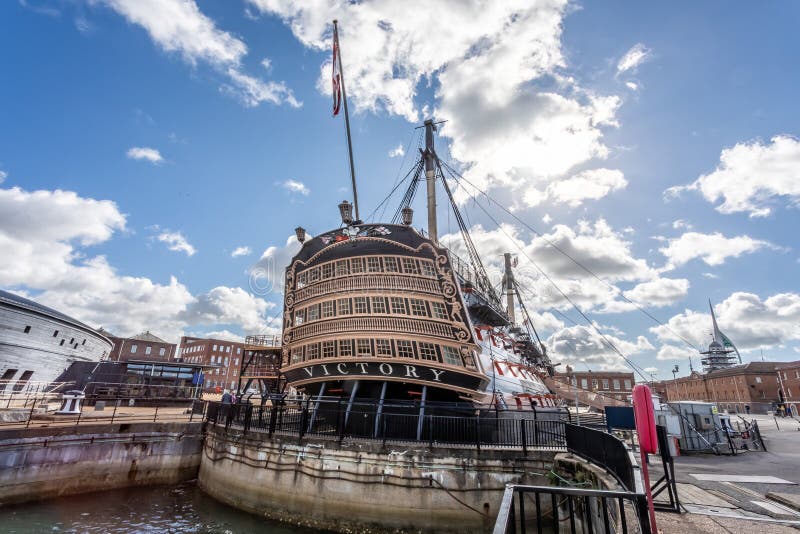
650;414;800;531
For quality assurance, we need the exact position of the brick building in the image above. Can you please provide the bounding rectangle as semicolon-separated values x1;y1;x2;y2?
554;368;635;402
777;361;800;414
103;330;177;363
178;336;244;392
653;361;784;414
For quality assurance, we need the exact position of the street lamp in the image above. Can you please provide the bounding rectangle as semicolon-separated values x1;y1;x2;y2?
672;365;680;401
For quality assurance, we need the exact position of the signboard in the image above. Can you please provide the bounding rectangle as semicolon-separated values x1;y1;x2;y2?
605;406;635;432
283;360;485;391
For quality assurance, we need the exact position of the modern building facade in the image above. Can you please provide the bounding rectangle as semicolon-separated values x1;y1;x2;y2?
0;289;112;390
178;336;244;392
104;330;177;363
652;361;783;414
553;368;635;402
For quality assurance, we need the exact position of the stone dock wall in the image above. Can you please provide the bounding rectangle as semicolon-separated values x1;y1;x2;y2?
0;422;203;505
199;424;561;534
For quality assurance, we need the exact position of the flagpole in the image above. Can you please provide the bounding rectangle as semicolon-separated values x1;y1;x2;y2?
333;20;360;222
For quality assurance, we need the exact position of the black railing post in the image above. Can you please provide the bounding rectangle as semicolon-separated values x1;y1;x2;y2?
243;404;252;434
474;411;481;453
338;399;345;443
298;404;308;443
268;403;278;436
520;418;528;457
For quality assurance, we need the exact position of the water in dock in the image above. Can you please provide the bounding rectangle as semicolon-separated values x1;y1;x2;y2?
0;483;322;533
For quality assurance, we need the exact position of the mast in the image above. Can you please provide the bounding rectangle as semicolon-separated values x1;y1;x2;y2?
504;253;516;324
423;119;438;243
333;20;360;222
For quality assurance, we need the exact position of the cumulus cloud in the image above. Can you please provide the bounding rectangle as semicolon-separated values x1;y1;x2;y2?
250;234;304;295
617;43;651;73
625;81;638;91
388;144;405;158
541;168;627;207
658;231;775;269
156;230;196;256
547;324;653;371
651;292;800;353
0;185;271;339
0;170;7;183
231;246;252;258
249;0;623;208
94;0;298;108
665;135;800;217
281;179;310;196
126;146;163;164
656;344;696;361
622;278;690;307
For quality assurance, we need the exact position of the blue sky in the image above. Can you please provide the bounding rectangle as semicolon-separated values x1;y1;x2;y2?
1;1;799;379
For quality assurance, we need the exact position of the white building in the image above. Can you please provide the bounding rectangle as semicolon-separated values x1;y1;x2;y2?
0;290;112;391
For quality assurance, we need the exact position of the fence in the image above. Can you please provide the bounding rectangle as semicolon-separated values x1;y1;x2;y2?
493;484;651;534
0;396;205;429
565;423;636;492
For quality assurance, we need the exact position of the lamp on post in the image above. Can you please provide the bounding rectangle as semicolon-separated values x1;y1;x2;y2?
401;206;414;226
294;226;307;244
338;200;354;225
672;364;680;401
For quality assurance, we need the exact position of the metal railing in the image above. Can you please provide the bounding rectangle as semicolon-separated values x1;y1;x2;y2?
565;424;636;492
206;398;568;451
494;484;651;534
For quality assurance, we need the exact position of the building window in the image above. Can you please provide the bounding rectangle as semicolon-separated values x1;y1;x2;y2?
307;304;320;321
375;339;392;357
339;340;353;357
371;297;387;314
337;298;351;315
390;297;407;315
409;298;428;317
420;261;436;277
624;380;632;390
308;267;320;283
227;346;231;353
755;376;762;383
291;347;303;363
53;330;59;337
402;258;419;274
213;345;217;351
796;371;800;379
581;378;588;389
356;339;372;357
354;297;368;314
431;302;448;320
224;357;229;365
396;340;414;359
322;341;335;359
322;300;335;318
335;260;349;276
321;263;333;280
350;258;364;273
613;379;620;390
237;348;241;355
602;379;609;390
23;326;31;334
131;344;138;354
60;339;65;346
143;346;151;355
384;257;400;272
591;379;598;390
442;346;462;366
365;257;380;273
307;343;320;360
294;309;305;325
82;339;86;345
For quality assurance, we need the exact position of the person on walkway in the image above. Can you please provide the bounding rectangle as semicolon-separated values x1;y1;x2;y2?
221;389;233;428
221;390;232;404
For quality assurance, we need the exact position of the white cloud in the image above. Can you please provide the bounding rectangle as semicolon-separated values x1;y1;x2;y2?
665;135;800;217
702;272;718;279
281;179;310;196
617;43;651;73
231;246;252;258
542;213;552;225
250;234;304;295
249;0;622;208
623;278;690;307
656;345;695;361
672;219;692;230
0;170;7;184
542;168;627;207
651;292;800;352
126;146;163;164
0;185;272;339
388;144;405;158
658;231;775;269
625;81;638;91
261;57;272;70
156;230;196;256
547;324;653;371
94;0;298;108
643;366;658;374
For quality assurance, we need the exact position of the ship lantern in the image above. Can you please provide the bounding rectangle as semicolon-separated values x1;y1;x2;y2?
401;206;414;226
338;200;354;225
294;226;307;244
